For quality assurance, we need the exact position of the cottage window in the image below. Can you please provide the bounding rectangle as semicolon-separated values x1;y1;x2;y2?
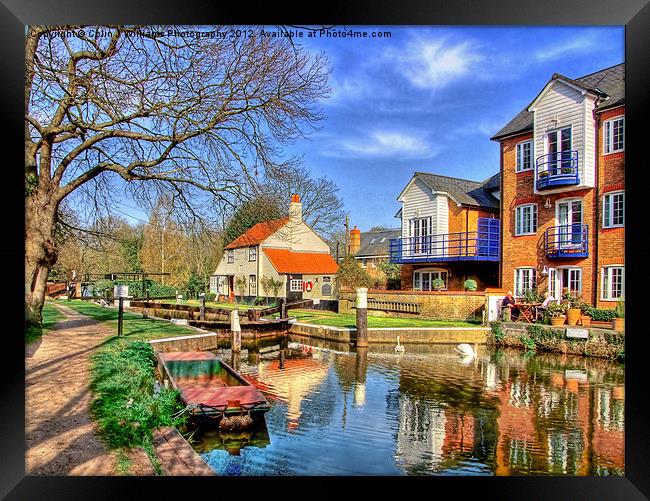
602;266;624;300
604;117;624;154
249;246;257;261
290;279;303;292
322;283;332;296
361;258;367;268
515;204;537;235
516;140;533;172
249;275;257;296
227;249;234;263
603;191;624;228
514;268;537;298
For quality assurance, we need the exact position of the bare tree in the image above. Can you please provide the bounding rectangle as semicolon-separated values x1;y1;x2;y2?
25;25;330;334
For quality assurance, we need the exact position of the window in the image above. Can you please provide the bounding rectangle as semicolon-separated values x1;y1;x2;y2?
380;237;387;243
413;269;448;291
514;268;537;298
515;204;537;235
516;140;533;172
602;266;624;300
249;275;257;296
370;238;376;244
248;246;257;261
361;258;367;268
603;191;624;228
604;117;624;154
290;279;303;292
322;283;332;296
209;276;218;293
227;249;234;263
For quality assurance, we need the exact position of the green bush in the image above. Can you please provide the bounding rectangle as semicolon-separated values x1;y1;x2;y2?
92;279;176;299
90;341;186;449
464;279;477;291
520;335;536;351
253;296;265;306
585;308;617;322
431;278;445;291
491;321;505;342
204;292;216;302
614;299;625;318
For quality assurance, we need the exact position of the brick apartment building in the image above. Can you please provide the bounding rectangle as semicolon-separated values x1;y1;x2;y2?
491;63;624;308
389;172;501;291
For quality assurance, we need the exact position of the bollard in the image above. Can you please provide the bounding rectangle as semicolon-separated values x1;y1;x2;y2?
199;295;206;321
118;296;124;337
278;298;287;319
354;347;368;406
355;288;368;347
231;309;241;353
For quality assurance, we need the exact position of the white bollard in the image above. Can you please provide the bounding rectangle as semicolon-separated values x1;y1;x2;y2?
231;309;241;353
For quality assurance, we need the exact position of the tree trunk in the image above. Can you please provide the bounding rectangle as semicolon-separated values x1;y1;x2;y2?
25;189;59;335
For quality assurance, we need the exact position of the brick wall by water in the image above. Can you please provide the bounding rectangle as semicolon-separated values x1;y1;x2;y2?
338;289;485;322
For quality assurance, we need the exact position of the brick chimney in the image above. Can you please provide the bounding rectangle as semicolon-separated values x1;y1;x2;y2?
350;226;361;254
289;193;302;223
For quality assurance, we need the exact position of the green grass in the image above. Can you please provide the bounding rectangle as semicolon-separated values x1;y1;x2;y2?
286;309;481;328
52;299;199;471
26;301;66;343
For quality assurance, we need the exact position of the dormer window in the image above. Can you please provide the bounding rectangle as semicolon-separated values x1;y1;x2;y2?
604;117;624;154
227;249;234;263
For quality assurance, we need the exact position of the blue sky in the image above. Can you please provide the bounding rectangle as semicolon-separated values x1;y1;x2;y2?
282;25;624;231
110;26;624;232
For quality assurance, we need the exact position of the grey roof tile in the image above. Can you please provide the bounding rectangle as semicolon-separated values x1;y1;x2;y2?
356;228;401;257
414;172;500;209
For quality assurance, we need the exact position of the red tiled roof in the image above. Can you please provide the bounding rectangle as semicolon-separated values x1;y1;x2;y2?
263;248;339;275
224;217;289;249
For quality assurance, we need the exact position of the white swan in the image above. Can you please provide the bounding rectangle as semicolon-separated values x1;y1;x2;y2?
454;343;477;357
395;336;405;353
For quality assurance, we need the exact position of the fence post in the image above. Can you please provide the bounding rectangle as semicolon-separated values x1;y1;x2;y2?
231;309;241;353
118;296;124;337
355;288;368;347
279;298;287;319
199;294;205;321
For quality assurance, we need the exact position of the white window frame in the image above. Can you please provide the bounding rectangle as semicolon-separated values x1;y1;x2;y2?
361;258;367;268
514;268;537;298
248;246;257;261
289;279;303;292
515;204;538;236
249;274;257;296
516;140;533;172
603;191;625;228
603;116;624;154
601;266;625;301
552;267;582;298
413;268;448;291
227;249;234;263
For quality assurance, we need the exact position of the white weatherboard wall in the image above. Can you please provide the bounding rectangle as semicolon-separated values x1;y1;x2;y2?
531;80;596;193
399;178;449;238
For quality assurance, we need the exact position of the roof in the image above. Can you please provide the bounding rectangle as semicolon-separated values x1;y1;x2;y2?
224;217;289;249
482;172;501;191
355;228;401;257
491;63;625;140
262;248;339;275
411;172;500;209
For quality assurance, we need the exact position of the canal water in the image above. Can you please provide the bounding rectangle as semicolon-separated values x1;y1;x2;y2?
190;335;624;476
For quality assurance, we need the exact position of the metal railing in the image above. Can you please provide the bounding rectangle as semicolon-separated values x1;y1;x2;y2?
536;150;580;190
389;218;500;263
545;224;589;258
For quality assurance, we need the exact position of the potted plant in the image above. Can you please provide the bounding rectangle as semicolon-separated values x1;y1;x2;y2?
613;299;625;332
562;289;582;326
578;301;592;327
547;302;567;326
432;278;445;291
464;279;477;291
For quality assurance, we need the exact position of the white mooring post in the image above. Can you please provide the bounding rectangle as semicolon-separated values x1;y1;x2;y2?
355;287;368;347
231;309;241;353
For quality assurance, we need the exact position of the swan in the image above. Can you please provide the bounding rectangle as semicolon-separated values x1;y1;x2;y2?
454;343;477;357
395;336;405;353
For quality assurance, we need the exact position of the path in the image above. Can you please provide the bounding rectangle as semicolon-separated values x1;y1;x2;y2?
25;304;126;475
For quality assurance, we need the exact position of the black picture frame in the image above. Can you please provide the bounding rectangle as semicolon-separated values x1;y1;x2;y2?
5;0;649;498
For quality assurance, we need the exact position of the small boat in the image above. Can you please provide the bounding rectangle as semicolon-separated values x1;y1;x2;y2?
157;351;270;428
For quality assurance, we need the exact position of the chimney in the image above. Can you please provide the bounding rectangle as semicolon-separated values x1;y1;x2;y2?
350;226;361;255
289;193;302;223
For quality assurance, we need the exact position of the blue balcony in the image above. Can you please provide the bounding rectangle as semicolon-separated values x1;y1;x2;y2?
545;224;589;259
536;150;580;190
390;218;500;264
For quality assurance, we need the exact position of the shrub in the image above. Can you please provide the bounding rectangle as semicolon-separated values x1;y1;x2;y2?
431;278;445;291
336;256;373;290
491;322;505;342
204;292;216;302
464;279;477;291
253;296;265;306
585;308;617;322
614;299;625;318
520;335;536;351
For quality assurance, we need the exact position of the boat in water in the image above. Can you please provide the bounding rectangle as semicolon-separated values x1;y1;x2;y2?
157;351;271;428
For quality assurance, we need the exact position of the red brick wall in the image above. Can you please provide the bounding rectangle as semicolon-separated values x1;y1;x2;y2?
500;131;597;302
400;262;497;291
595;106;625;309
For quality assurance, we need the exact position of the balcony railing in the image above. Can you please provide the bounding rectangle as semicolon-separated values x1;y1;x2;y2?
545;224;589;258
536;150;580;190
390;217;500;264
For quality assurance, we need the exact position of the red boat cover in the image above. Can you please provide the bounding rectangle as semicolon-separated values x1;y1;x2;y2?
180;385;267;409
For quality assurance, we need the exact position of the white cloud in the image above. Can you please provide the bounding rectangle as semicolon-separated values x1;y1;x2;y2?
322;130;439;159
534;33;599;62
389;36;483;90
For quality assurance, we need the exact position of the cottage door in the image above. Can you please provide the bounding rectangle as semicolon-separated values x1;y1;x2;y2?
286;274;303;303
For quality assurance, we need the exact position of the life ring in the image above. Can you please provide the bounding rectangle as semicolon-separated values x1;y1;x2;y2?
304;281;313;292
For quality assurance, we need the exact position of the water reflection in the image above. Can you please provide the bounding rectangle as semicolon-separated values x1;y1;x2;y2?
192;336;624;476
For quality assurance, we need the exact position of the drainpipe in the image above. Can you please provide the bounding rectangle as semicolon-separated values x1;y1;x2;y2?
499;142;504;289
593;105;601;308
